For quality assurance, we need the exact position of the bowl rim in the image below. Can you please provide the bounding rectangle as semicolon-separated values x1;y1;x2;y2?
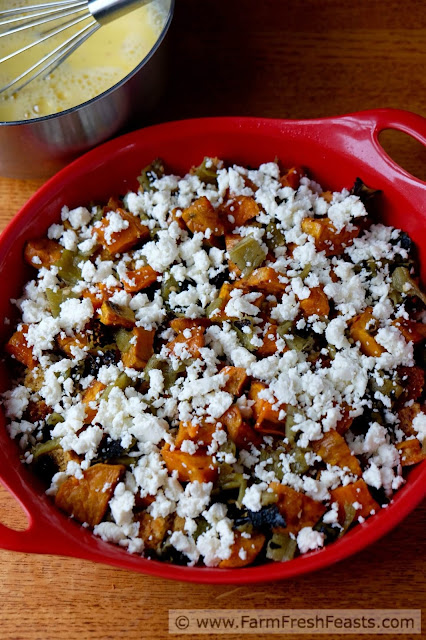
0;0;175;127
0;110;425;584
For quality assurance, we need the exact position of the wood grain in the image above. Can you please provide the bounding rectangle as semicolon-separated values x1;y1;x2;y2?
0;1;425;639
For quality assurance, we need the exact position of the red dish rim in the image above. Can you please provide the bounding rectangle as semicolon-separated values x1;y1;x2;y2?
0;109;425;583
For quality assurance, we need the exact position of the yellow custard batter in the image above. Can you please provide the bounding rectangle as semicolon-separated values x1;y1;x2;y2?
0;0;168;121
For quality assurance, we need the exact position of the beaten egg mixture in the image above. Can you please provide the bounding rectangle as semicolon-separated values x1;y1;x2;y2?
0;0;169;121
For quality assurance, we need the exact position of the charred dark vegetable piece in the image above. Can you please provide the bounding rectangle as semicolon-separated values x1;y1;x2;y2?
352;177;381;206
83;350;117;377
313;520;341;544
96;437;125;462
235;504;286;532
137;158;165;192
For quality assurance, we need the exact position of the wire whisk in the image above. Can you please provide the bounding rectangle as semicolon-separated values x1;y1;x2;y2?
0;0;151;96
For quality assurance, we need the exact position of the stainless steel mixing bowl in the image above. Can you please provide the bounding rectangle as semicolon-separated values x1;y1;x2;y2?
0;0;174;180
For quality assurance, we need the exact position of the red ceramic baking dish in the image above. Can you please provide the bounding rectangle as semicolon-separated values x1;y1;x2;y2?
0;109;425;584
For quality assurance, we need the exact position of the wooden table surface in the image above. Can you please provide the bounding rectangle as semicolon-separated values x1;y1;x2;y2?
0;2;425;639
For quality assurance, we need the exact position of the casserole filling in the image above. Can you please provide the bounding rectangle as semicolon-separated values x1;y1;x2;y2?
2;158;426;567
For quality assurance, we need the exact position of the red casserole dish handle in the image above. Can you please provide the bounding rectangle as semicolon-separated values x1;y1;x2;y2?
0;474;83;555
354;108;426;186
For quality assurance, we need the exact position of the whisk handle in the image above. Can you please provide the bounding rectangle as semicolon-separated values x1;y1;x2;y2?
88;0;153;26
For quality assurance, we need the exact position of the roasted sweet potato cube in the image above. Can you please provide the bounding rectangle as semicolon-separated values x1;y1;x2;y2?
25;400;52;422
167;207;187;230
330;479;379;523
349;307;385;357
320;190;333;203
335;405;354;435
49;447;80;472
301;217;359;256
5;325;37;369
219;531;265;568
221;366;248;395
299;287;330;317
24;238;63;269
167;325;205;358
182;196;224;236
93;209;150;254
169;318;210;332
244;267;287;295
397;366;425;403
221;405;262;449
280;166;305;189
312;429;361;476
135;512;171;551
225;234;242;277
249;381;285;435
55;463;125;527
99;300;135;329
122;327;155;370
82;283;122;310
123;265;159;293
257;324;278;357
392;318;426;344
396;439;426;466
270;483;326;535
161;445;218;483
174;419;219;449
82;380;106;423
397;403;421;437
226;196;261;228
56;331;90;355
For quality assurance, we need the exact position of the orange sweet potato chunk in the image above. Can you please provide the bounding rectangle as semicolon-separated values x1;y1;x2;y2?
122;327;155;370
123;265;159;293
136;512;171;550
396;439;426;466
219;531;265;568
397;403;421;437
167;325;205;359
257;324;279;357
270;483;326;535
55;463;125;527
335;405;354;435
249;381;285;435
393;318;426;344
56;331;90;355
311;429;361;476
5;325;38;369
280;166;305;189
82;380;106;423
349;307;385;357
99;300;135;329
82;283;122;310
24;238;62;269
182;196;224;236
169;318;210;332
221;405;262;449
299;287;330;317
161;445;218;483
225;234;242;277
226;196;260;228
174;419;219;449
221;366;248;395
93;209;150;254
330;479;379;523
397;366;425;403
244;267;287;295
301;217;359;256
